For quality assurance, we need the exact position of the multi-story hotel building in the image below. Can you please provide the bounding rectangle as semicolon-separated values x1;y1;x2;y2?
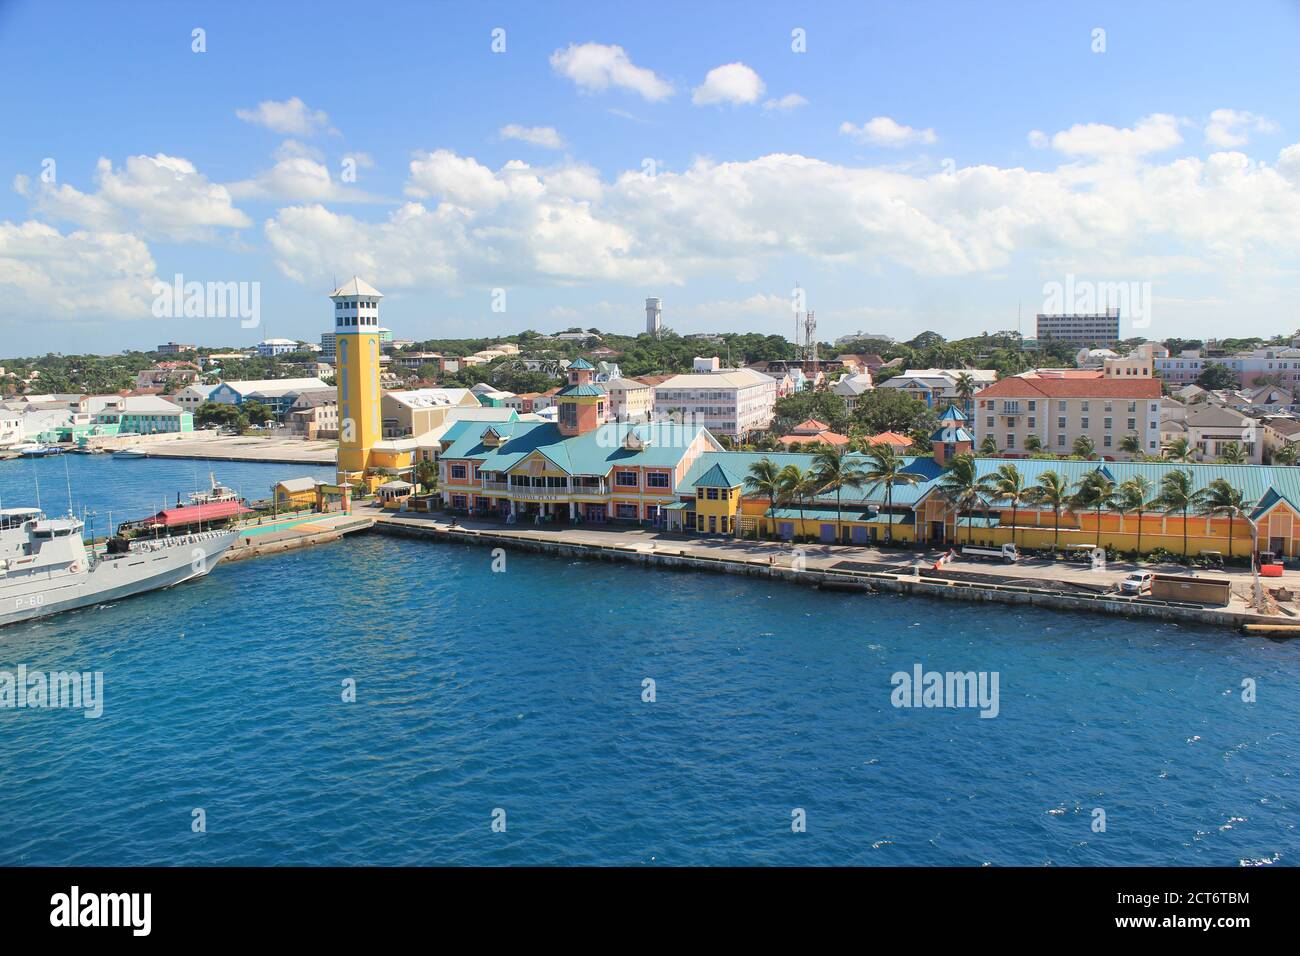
652;365;776;437
973;371;1163;457
1155;346;1300;389
1036;309;1121;347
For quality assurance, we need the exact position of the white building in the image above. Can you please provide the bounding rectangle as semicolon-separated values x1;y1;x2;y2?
602;377;654;423
0;411;22;447
173;382;220;412
257;338;302;357
653;366;777;437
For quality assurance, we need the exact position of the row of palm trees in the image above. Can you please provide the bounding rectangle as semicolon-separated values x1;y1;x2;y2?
976;432;1253;466
737;446;1257;560
742;445;925;543
937;456;1256;559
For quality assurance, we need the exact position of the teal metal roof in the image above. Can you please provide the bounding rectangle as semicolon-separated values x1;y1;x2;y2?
568;357;594;370
695;462;742;488
556;383;605;397
937;404;967;422
441;421;714;476
765;506;916;524
678;451;946;506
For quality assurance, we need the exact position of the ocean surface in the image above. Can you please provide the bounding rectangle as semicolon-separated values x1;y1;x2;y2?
0;459;1297;866
0;453;336;529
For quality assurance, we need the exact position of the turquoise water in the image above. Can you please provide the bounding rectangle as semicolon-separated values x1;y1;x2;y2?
0;454;336;530
1;516;1297;865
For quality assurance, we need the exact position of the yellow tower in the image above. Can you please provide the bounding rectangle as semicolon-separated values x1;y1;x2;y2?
330;276;384;487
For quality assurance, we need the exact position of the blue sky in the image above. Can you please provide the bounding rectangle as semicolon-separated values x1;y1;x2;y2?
2;0;1299;354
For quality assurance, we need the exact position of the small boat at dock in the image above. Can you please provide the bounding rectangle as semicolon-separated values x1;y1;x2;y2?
18;444;64;458
112;448;149;459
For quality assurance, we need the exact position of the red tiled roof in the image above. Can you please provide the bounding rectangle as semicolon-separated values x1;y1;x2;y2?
792;418;830;433
976;376;1160;399
779;430;850;447
866;431;912;446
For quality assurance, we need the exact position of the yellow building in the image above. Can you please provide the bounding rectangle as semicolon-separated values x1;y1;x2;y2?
330;277;413;491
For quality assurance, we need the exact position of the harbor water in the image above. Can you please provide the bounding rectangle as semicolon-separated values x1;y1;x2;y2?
1;460;1296;865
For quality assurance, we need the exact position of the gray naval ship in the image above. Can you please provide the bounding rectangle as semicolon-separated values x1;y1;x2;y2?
0;507;238;627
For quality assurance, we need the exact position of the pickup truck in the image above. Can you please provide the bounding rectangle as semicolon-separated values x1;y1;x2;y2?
960;543;1019;563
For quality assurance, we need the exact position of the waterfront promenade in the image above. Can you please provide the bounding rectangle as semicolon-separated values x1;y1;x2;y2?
370;509;1290;630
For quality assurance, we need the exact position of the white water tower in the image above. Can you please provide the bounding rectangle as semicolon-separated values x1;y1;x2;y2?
645;297;662;337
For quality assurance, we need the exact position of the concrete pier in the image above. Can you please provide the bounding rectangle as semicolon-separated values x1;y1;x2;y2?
368;511;1289;633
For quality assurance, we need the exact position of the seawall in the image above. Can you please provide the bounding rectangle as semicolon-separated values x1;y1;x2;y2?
369;516;1285;633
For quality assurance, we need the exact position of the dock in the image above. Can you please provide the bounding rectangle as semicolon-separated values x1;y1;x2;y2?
222;512;373;561
368;511;1292;633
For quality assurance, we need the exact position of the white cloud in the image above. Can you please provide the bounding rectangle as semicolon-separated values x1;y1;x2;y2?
1205;108;1278;148
1050;113;1182;158
763;93;808;112
22;154;250;241
1027;130;1049;149
499;124;566;149
228;156;378;203
262;133;1300;301
549;43;673;101
0;219;158;321
840;117;938;147
235;97;334;136
692;63;765;107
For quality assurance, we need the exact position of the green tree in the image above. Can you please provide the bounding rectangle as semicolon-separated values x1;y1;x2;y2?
414;459;440;495
1155;468;1206;560
1072;435;1096;459
194;401;247;431
978;435;999;456
1161;436;1196;463
743;457;784;539
937;453;983;545
1196;362;1238;390
1071;468;1118;548
851;389;938;436
812;446;870;544
1028;470;1071;550
1217;442;1246;465
1024;434;1044;454
1197;477;1254;560
1117;475;1155;555
861;444;925;544
777;464;815;540
241;399;274;427
980;463;1030;549
1119;434;1142;457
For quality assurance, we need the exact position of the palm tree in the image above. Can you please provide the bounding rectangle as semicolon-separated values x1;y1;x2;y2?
954;372;976;416
1118;433;1142;458
1198;478;1255;560
980;463;1030;548
813;446;869;544
1117;474;1155;556
1274;443;1297;466
1156;468;1205;561
1072;435;1097;459
937;453;983;545
1217;442;1247;465
1161;436;1196;463
978;435;999;456
1071;468;1118;548
414;459;440;497
1029;470;1071;551
744;457;783;539
777;464;816;541
1024;434;1044;455
861;444;925;544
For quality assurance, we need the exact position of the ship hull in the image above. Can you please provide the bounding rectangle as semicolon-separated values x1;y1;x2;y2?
0;530;239;627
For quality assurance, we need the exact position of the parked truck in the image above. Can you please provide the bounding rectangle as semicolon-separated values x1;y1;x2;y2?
960;543;1019;563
